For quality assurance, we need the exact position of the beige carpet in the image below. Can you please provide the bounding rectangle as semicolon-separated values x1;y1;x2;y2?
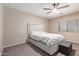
2;42;79;56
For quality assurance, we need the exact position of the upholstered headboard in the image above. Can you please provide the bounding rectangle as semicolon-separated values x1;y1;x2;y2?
27;23;44;36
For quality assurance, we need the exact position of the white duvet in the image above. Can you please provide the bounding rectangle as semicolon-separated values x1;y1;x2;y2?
30;31;64;47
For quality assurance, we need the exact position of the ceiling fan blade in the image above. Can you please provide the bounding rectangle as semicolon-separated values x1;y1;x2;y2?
55;3;60;8
46;11;52;14
43;8;52;10
52;3;60;8
57;5;69;9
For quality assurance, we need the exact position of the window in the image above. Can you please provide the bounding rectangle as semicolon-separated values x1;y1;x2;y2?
59;19;78;32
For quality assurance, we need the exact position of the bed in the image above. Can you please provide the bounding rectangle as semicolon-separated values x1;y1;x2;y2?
27;23;64;55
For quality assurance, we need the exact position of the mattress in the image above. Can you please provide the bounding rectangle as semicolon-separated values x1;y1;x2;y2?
30;31;64;41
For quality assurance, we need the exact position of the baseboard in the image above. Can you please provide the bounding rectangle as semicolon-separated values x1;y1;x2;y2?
3;42;26;48
65;40;79;45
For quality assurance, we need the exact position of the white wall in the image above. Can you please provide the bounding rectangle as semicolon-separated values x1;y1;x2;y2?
0;4;3;55
3;6;48;48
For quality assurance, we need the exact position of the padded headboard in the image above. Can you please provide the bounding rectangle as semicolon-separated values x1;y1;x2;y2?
27;23;44;35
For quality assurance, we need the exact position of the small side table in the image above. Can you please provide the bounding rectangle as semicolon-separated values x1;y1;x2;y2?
59;40;72;56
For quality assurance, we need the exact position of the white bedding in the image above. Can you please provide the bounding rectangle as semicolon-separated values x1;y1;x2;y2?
30;31;64;47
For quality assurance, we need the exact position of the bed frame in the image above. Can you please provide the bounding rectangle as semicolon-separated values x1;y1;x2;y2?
29;39;59;55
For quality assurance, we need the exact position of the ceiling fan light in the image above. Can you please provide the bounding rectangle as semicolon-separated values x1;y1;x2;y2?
53;9;59;13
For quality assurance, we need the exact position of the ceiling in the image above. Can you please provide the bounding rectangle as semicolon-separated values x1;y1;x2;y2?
4;3;79;19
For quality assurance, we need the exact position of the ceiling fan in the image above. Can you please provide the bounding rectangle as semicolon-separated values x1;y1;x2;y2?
43;3;70;14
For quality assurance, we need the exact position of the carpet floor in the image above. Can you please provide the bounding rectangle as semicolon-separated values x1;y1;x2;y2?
2;42;79;56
